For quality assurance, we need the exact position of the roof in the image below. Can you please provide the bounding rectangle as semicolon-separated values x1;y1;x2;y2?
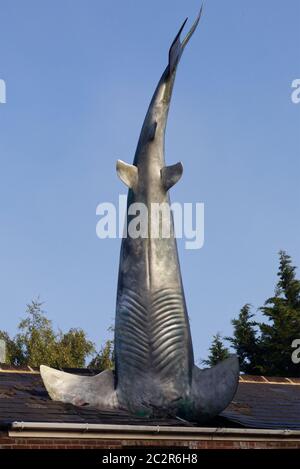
222;374;300;430
0;367;192;429
0;366;300;430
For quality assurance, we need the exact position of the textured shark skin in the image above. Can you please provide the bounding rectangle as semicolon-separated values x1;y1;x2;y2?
41;8;239;422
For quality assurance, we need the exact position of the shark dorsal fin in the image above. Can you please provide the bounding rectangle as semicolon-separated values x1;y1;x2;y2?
161;162;183;191
116;160;138;191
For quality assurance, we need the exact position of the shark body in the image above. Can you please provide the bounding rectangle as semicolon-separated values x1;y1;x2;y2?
114;12;201;413
41;9;239;422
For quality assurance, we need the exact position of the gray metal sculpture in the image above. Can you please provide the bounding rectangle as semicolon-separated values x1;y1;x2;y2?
41;8;239;423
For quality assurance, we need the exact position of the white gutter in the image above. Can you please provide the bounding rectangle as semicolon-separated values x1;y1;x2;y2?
9;422;300;441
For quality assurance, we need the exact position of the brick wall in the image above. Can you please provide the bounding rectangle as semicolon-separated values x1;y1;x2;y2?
1;432;300;449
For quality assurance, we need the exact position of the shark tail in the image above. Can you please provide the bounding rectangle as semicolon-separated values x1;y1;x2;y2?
168;5;203;75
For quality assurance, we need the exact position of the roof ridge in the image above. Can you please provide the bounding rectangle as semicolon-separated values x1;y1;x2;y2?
1;368;300;385
241;376;300;385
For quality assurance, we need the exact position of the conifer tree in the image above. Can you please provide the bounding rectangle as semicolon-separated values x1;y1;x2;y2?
226;304;260;374
259;251;300;376
203;333;230;367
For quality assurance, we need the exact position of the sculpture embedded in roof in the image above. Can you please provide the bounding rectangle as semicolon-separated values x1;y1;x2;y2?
40;7;239;423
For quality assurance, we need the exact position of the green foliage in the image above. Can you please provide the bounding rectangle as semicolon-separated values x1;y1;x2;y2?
88;339;114;370
203;333;230;367
15;299;59;367
226;304;261;374
207;251;300;377
88;324;114;370
0;299;113;370
56;328;95;368
258;251;300;376
0;330;21;365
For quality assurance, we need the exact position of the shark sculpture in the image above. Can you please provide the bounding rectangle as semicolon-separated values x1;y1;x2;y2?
41;8;239;423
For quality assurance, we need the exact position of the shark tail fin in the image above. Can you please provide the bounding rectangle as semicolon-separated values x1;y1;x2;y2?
168;5;203;75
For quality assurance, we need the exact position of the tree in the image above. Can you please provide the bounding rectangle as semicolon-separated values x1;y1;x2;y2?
88;324;114;370
226;304;261;374
0;299;95;368
0;331;21;365
207;251;300;377
203;333;230;367
57;328;95;368
88;339;114;370
259;251;300;376
15;299;59;367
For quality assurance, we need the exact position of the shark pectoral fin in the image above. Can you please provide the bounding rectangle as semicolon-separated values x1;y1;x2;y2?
161;162;183;191
179;355;239;423
40;365;119;410
116;160;138;191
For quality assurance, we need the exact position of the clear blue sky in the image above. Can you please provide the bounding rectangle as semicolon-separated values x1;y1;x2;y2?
0;0;299;362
